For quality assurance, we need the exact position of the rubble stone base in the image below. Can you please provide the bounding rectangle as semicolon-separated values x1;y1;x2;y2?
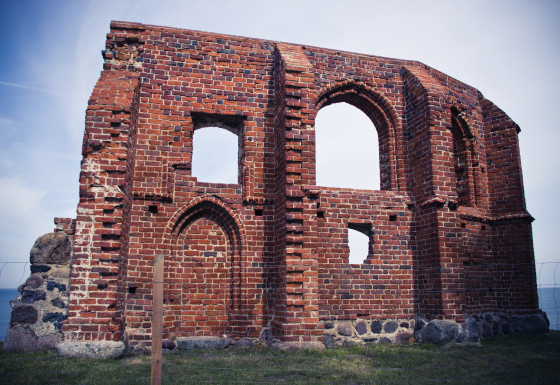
322;319;415;347
415;313;549;346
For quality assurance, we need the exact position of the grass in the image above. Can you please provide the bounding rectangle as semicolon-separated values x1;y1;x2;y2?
1;332;559;384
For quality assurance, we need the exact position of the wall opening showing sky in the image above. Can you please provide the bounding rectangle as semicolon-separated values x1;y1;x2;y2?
192;127;239;184
315;102;380;190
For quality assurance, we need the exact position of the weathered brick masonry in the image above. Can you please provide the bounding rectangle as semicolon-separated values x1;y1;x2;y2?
60;21;541;349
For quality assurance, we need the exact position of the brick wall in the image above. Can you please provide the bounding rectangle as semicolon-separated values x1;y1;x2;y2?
61;21;539;349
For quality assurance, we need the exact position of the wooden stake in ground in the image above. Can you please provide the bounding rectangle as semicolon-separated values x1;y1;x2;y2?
151;254;164;385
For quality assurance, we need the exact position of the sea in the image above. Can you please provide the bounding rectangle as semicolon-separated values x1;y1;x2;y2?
538;287;560;330
0;287;558;342
1;288;18;342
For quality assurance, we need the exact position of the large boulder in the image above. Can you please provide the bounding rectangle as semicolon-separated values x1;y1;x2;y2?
513;314;549;334
22;275;44;290
355;320;368;335
418;319;460;346
10;305;38;325
30;232;72;265
464;317;483;342
3;328;58;352
273;340;325;351
162;339;176;350
55;341;126;358
21;289;46;304
371;320;383;334
395;331;414;344
383;321;398;333
176;336;232;350
337;322;354;337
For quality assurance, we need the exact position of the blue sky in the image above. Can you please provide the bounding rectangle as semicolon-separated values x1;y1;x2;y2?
0;0;559;288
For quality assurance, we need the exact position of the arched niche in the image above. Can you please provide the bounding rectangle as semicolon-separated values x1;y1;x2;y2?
163;196;245;337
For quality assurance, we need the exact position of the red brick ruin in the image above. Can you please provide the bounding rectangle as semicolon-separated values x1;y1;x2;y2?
55;21;544;350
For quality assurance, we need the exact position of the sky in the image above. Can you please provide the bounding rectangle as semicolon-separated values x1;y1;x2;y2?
0;0;559;288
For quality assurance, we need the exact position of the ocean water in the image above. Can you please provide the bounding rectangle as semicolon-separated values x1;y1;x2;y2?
0;287;558;342
538;287;559;330
0;288;18;342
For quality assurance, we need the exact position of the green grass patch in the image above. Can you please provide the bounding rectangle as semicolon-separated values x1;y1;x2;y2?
1;332;559;384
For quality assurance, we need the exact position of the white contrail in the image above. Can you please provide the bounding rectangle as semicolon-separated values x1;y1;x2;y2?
0;81;73;97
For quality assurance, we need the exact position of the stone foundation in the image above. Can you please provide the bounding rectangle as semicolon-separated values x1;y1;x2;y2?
3;222;74;353
4;222;548;356
322;319;415;347
415;313;550;346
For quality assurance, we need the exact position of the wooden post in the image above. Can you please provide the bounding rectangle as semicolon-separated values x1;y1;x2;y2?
151;254;164;385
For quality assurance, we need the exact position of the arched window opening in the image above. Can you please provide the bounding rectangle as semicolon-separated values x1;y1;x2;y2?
315;102;380;190
348;223;373;265
192;126;239;184
451;113;475;207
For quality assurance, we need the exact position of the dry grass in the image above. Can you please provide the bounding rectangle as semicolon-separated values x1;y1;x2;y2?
1;332;559;384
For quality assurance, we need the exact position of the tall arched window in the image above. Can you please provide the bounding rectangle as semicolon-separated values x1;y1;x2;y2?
450;109;475;207
315;102;380;190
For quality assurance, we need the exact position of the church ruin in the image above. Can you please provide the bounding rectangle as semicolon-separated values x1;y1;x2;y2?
7;21;547;354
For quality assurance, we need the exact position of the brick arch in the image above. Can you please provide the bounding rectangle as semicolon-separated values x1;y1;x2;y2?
165;195;246;314
314;80;404;190
167;195;245;243
451;106;474;139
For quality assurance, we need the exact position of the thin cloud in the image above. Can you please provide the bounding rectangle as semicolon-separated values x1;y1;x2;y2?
0;177;53;287
0;81;73;97
0;176;47;223
8;146;81;162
